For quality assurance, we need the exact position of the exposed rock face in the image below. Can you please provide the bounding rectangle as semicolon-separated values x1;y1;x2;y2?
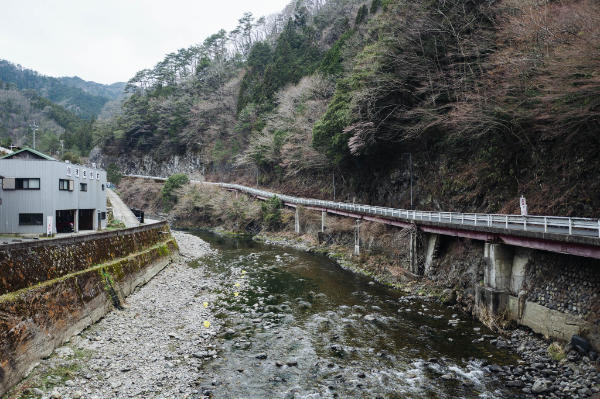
91;148;204;178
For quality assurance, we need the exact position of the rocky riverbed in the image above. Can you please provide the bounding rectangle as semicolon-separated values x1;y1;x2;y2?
247;232;600;398
5;230;600;399
6;231;218;399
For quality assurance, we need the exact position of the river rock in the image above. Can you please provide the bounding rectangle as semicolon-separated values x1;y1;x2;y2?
531;378;552;394
571;335;591;355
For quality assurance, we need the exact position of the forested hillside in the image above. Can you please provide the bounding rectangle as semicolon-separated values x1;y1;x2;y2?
0;59;127;159
0;83;95;157
96;0;600;217
0;60;124;119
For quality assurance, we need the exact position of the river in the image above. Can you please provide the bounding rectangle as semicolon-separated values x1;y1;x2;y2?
190;231;520;398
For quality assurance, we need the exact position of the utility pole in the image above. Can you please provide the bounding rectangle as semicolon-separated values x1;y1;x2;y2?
403;152;413;208
409;152;413;209
30;121;38;150
333;171;336;201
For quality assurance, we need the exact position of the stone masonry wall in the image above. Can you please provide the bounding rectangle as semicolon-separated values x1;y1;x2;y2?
0;222;171;295
0;222;178;396
524;251;600;326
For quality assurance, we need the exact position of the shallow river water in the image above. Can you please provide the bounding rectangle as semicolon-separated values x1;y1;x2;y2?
191;231;520;399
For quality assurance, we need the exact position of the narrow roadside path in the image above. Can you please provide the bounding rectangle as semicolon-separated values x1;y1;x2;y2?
5;231;217;399
106;189;140;228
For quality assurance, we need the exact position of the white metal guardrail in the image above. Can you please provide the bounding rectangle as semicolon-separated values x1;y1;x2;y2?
124;175;600;239
215;183;600;239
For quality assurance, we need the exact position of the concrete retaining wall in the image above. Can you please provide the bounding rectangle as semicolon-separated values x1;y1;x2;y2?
0;222;178;396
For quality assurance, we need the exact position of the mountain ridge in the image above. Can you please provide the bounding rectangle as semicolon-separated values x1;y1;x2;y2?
0;59;125;119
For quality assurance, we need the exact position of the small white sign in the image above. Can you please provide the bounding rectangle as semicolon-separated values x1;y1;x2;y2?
520;196;528;216
47;215;53;235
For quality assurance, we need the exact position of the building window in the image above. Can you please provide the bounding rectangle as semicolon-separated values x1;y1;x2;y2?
15;178;40;190
80;183;87;192
101;184;105;191
97;173;100;180
100;212;106;220
83;170;87;179
19;213;43;225
75;168;79;178
59;179;73;191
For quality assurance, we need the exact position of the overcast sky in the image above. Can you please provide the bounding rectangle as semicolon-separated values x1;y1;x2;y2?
0;0;290;84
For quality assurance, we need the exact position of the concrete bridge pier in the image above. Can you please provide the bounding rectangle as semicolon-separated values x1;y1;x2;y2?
476;243;513;317
409;230;419;275
295;208;301;234
354;220;361;256
321;211;326;233
424;233;440;276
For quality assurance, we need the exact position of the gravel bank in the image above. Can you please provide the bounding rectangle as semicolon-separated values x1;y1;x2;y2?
7;231;217;399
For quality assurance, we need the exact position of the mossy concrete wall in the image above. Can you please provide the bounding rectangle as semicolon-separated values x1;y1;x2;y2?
0;222;178;396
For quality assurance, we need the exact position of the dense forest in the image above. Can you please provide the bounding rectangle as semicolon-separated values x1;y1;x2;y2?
91;0;599;217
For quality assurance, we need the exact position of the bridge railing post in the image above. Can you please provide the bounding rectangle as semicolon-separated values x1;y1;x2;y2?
569;218;572;235
544;217;547;233
598;219;600;238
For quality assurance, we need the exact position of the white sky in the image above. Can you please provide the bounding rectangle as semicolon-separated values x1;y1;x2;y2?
0;0;290;84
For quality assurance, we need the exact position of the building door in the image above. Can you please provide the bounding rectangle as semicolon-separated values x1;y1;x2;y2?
78;209;94;230
56;210;75;233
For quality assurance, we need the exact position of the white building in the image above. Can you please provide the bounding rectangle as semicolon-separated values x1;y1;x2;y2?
0;148;107;234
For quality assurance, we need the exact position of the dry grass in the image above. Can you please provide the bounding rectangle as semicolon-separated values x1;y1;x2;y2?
117;177;163;214
172;184;262;232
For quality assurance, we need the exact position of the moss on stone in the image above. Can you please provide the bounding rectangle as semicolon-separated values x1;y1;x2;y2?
548;342;566;362
0;238;177;305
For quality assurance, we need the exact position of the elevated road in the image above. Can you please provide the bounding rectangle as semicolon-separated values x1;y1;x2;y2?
125;175;600;259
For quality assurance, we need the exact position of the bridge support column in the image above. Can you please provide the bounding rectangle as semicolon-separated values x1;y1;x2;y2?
484;243;514;291
476;243;514;317
295;208;300;234
424;233;440;276
354;220;361;256
321;211;326;232
409;230;419;275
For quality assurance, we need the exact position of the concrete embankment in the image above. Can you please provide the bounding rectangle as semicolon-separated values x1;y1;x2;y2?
0;222;178;396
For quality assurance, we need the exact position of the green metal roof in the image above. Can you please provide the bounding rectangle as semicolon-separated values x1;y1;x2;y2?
0;147;56;161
